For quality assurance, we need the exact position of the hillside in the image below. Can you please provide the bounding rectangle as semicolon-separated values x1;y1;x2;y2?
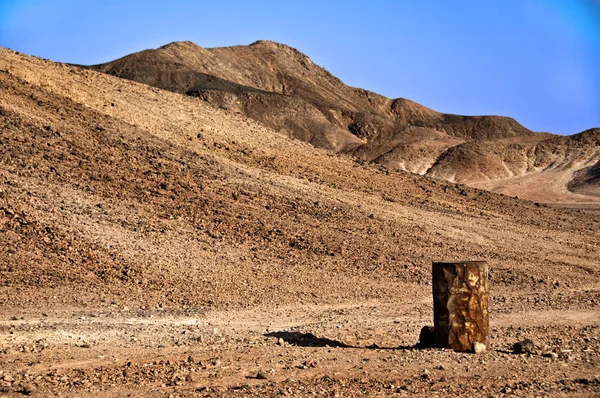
1;47;599;396
568;157;600;197
89;41;600;203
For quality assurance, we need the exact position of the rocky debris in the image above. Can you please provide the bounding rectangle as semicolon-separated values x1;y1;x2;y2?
472;342;487;354
543;352;559;360
20;383;36;395
256;370;269;380
513;339;536;354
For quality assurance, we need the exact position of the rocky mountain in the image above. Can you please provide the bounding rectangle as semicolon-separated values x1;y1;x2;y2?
1;43;598;310
88;41;600;202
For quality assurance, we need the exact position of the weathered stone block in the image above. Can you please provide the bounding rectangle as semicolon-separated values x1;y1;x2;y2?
432;261;489;352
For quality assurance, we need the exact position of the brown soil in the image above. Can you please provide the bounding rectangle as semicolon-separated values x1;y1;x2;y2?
1;47;599;397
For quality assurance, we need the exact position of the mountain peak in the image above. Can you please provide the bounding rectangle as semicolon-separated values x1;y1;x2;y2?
86;39;600;199
249;39;280;47
159;40;203;50
248;40;314;64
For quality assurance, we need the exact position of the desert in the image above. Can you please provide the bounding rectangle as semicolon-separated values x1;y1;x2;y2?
0;36;599;397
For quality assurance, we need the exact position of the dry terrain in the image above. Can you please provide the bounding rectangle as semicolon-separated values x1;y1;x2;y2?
0;47;599;397
89;41;600;203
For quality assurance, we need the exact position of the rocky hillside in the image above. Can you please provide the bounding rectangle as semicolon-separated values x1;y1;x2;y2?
2;46;599;312
569;154;600;197
87;41;600;202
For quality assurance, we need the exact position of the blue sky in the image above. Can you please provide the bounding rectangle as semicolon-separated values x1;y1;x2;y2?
1;0;599;135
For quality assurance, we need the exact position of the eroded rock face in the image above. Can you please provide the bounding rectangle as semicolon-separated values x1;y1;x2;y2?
432;261;489;352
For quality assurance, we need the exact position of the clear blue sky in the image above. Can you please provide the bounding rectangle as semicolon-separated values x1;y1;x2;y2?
1;0;599;135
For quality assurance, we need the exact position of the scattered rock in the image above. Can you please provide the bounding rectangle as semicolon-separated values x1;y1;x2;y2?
256;370;269;380
473;342;487;354
21;383;36;395
513;339;536;354
418;326;435;348
277;338;285;346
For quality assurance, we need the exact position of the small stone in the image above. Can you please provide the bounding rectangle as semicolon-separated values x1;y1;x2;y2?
418;326;435;348
438;364;446;370
473;342;487;354
21;383;36;395
256;370;269;380
278;338;285;346
3;374;14;382
513;339;536;354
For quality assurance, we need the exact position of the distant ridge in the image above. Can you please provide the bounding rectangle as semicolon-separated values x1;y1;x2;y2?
88;41;600;201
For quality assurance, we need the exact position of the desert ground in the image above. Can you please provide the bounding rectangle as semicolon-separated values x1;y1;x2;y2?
0;47;599;397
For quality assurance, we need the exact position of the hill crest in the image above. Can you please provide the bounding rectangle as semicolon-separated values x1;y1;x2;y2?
88;40;600;201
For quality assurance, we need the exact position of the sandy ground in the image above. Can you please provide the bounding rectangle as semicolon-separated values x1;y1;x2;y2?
1;295;599;397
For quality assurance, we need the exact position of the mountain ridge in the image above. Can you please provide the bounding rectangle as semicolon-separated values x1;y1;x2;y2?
87;40;600;201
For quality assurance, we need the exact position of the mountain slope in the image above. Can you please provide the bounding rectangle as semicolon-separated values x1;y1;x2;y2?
2;46;599;312
89;41;542;171
569;159;600;197
88;41;600;203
